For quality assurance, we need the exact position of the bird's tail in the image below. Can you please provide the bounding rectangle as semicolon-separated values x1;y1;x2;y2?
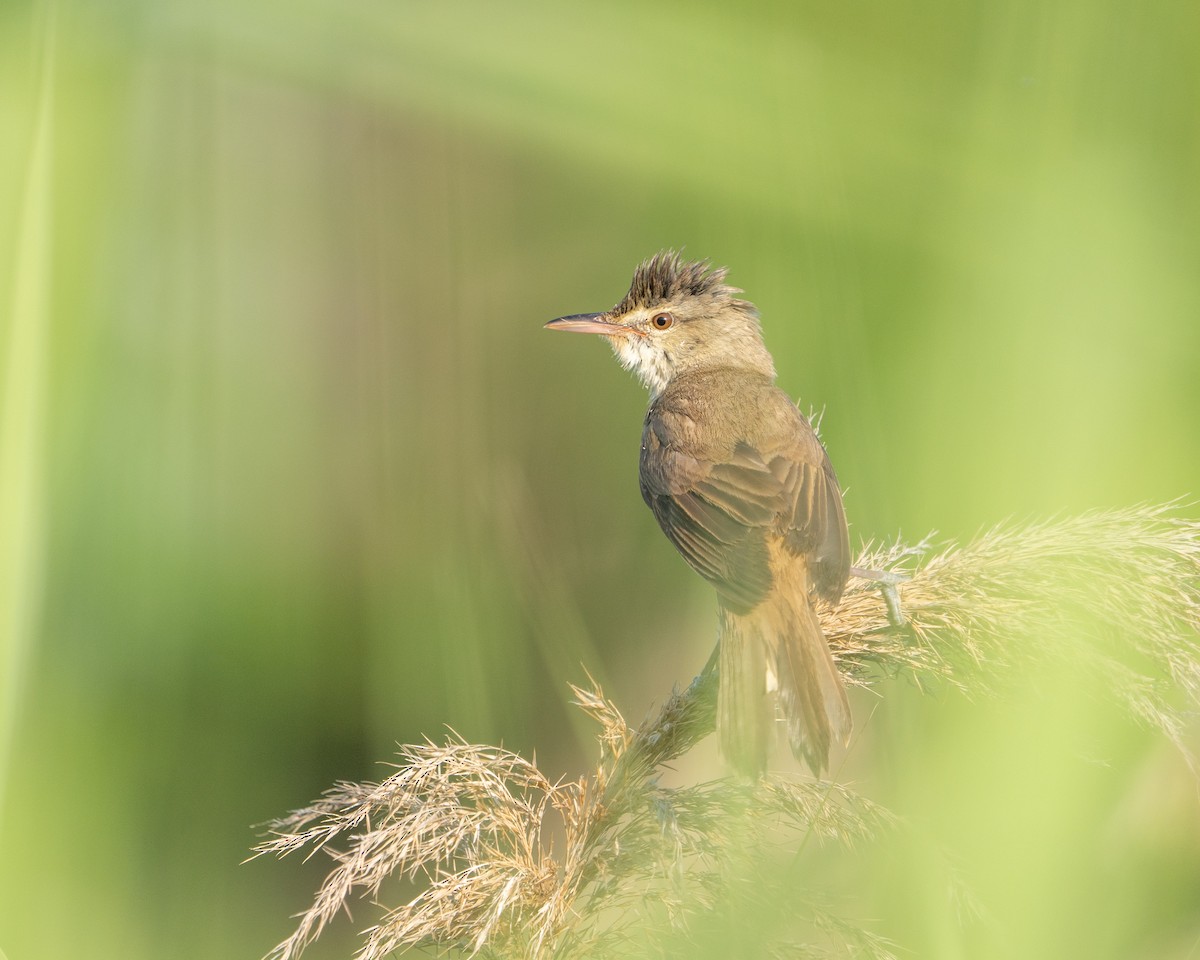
718;559;851;777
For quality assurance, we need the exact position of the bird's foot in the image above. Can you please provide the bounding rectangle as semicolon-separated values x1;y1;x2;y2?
849;566;910;628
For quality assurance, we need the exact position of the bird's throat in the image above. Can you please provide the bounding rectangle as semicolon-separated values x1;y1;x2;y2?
609;333;673;398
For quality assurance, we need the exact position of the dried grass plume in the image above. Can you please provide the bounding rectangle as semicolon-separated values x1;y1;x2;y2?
254;503;1200;959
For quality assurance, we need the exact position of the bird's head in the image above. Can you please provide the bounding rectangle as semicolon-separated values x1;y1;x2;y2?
546;251;775;397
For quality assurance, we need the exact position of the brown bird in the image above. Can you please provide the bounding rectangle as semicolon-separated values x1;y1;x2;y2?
546;251;851;777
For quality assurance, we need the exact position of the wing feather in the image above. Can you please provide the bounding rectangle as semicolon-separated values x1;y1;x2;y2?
639;390;849;612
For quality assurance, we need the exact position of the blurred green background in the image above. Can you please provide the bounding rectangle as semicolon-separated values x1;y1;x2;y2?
2;0;1199;957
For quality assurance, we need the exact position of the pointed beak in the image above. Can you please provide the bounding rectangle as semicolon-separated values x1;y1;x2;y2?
544;312;618;335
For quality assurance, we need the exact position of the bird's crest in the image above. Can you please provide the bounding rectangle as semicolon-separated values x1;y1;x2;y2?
613;250;756;319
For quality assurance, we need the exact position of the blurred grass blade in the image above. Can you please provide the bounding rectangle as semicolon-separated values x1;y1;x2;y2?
0;2;55;823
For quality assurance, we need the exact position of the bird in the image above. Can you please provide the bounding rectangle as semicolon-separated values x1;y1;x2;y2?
545;251;852;777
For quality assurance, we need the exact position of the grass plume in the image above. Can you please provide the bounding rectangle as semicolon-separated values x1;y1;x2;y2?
831;502;1200;755
255;503;1200;959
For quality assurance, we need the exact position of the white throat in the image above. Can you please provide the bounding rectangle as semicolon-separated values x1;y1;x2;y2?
609;334;672;398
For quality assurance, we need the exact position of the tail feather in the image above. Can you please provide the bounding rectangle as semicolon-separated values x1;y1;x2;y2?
718;556;851;777
717;607;770;778
773;586;851;774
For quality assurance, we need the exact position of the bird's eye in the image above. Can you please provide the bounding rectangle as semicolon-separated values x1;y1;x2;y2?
650;312;674;331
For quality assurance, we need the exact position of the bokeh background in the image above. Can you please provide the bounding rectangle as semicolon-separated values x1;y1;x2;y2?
2;0;1199;957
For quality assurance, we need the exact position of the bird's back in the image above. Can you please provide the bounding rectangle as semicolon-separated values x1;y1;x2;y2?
639;367;849;612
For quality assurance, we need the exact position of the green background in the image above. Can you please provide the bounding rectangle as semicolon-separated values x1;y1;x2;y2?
2;1;1198;958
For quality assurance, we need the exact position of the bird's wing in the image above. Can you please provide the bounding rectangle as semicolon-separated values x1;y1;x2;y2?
640;402;850;611
776;450;851;602
640;431;775;613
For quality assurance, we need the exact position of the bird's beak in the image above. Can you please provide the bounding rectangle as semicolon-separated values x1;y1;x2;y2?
544;312;618;336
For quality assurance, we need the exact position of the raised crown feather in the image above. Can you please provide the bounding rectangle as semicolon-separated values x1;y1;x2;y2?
614;250;758;321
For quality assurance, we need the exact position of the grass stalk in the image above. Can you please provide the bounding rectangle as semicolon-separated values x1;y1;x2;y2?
0;0;55;830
